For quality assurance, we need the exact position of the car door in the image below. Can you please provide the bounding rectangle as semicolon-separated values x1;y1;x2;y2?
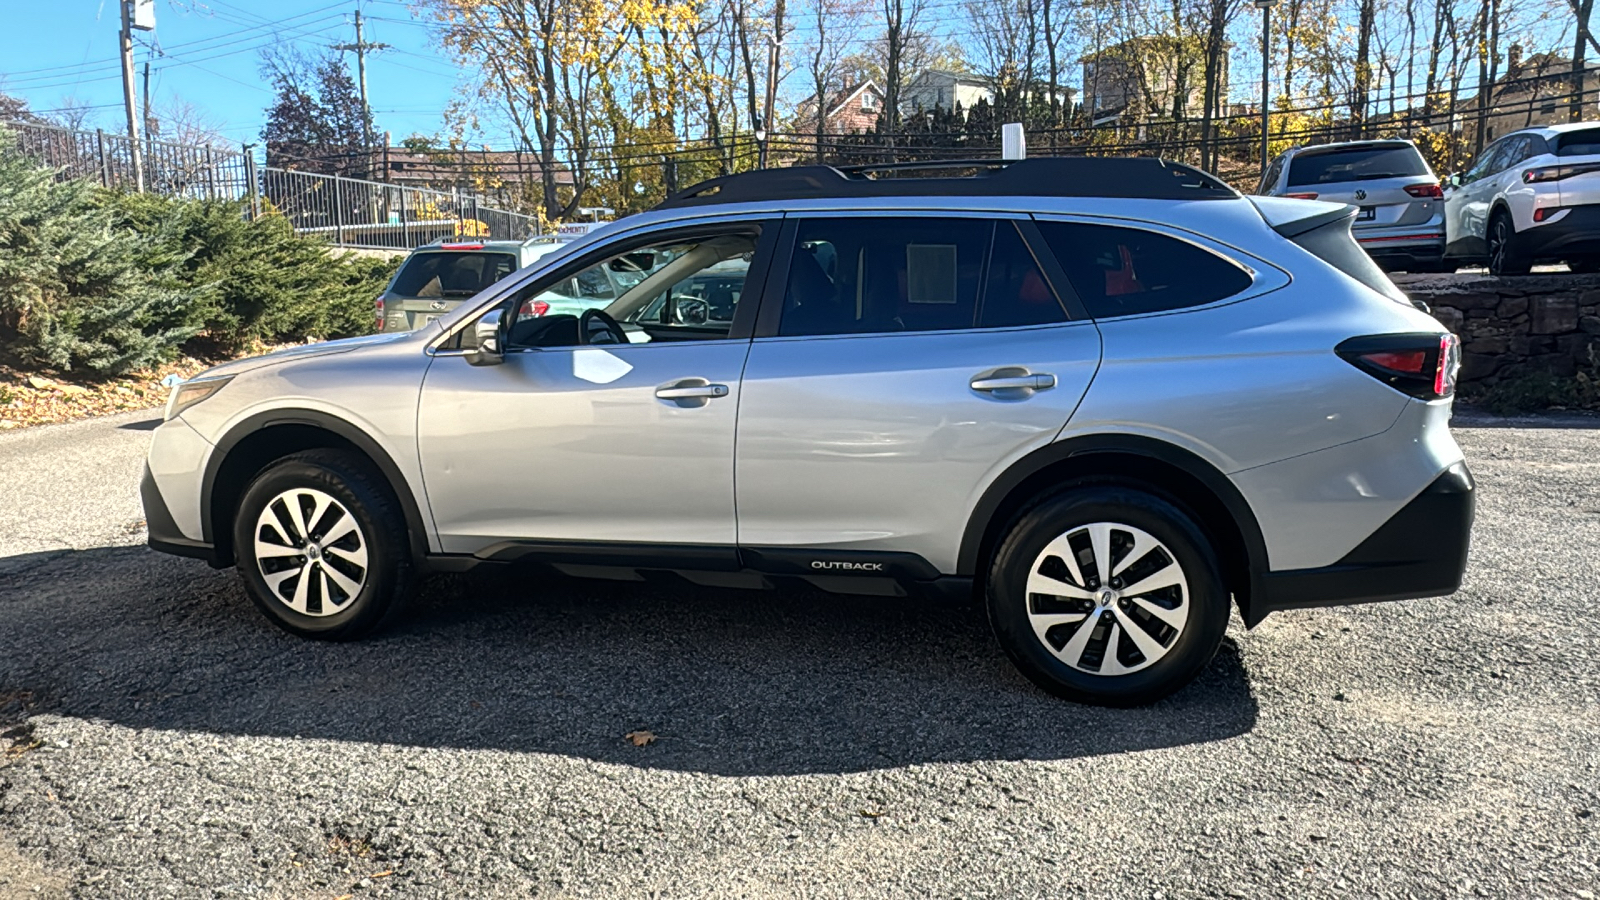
733;214;1102;576
416;220;778;555
1446;138;1513;257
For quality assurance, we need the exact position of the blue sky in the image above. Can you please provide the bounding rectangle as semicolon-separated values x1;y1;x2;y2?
3;0;463;148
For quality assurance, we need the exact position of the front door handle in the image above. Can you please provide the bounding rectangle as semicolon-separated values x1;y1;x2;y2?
970;372;1057;392
655;380;730;400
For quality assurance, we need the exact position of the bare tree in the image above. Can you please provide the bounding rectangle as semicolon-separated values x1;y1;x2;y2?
966;0;1042;122
1194;0;1243;171
798;0;870;160
880;0;931;142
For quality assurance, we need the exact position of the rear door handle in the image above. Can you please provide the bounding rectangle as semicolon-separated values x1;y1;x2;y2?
970;373;1057;392
655;381;729;400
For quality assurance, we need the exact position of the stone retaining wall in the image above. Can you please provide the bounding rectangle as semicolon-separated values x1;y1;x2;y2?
1391;273;1600;385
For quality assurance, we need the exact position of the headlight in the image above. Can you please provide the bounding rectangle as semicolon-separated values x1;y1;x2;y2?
164;377;233;421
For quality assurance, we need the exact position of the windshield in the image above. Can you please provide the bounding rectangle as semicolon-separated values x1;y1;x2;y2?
1287;145;1429;186
391;251;518;298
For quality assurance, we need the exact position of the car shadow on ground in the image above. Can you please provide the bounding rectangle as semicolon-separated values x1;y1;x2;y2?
0;546;1258;776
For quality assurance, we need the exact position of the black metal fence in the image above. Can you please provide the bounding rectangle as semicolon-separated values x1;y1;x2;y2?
2;119;539;250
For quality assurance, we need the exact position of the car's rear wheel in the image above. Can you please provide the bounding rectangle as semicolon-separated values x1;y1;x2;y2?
233;449;414;640
1487;211;1532;276
986;486;1229;706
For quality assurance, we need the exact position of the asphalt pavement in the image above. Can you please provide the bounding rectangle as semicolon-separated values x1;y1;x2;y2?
0;408;1597;898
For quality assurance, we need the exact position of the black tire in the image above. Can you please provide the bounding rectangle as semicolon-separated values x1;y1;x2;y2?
232;449;415;640
1487;210;1532;276
986;486;1229;707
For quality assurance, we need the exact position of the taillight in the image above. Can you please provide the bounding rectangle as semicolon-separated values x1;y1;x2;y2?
1533;207;1561;222
441;242;485;250
1285;192;1319;200
1524;162;1600;183
1403;183;1444;199
1336;333;1459;400
530;300;550;317
375;296;385;331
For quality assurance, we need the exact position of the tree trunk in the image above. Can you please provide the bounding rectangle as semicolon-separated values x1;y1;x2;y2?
1043;0;1060;136
1576;0;1596;122
1199;11;1227;172
1423;0;1445;125
883;0;904;150
1352;0;1375;139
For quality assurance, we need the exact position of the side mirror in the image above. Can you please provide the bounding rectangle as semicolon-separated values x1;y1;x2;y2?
466;308;505;367
1445;173;1462;189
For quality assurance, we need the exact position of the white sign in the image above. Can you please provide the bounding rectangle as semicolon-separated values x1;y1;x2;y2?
131;0;157;30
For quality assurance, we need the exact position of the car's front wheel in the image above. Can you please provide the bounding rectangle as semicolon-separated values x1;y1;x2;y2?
986;486;1229;706
233;449;415;639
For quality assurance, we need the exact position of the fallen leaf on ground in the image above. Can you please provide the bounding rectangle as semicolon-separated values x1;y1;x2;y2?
624;730;657;747
370;870;394;878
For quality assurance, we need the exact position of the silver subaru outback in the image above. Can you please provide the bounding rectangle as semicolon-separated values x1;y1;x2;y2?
142;158;1473;706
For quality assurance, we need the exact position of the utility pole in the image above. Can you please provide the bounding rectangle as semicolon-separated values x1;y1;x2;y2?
142;58;152;138
333;8;389;177
119;0;147;191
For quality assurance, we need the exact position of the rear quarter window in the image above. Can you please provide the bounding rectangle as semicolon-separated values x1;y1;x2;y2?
1035;221;1253;318
1556;128;1600;157
1287;145;1429;186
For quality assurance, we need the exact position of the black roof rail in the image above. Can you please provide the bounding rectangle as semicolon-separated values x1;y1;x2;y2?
654;156;1239;210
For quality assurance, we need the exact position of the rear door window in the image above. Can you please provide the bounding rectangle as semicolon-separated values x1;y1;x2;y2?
1286;145;1429;187
1034;221;1253;318
392;252;518;298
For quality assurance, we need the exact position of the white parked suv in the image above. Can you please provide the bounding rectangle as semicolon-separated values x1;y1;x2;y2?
1443;122;1600;274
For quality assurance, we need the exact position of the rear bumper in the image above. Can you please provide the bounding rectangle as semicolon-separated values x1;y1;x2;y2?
1246;462;1474;626
1356;228;1446;270
1522;205;1600;260
142;464;218;564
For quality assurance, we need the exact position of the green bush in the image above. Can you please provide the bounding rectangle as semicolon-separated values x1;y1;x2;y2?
0;128;399;376
107;192;398;355
0;130;198;374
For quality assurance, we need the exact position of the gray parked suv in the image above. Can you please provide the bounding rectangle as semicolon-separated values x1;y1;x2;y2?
142;158;1474;706
1259;139;1447;273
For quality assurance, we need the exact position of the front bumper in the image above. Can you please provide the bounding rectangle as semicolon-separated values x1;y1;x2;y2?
142;464;217;564
1522;205;1600;261
1246;461;1474;626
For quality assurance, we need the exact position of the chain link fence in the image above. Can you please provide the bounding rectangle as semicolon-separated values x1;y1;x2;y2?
2;119;539;250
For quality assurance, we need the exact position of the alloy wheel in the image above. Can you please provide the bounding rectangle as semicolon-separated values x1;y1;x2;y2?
252;487;369;616
1024;522;1189;676
1489;218;1509;274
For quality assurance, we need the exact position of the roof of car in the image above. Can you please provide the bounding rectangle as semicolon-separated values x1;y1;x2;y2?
1287;139;1416;156
655;157;1239;209
416;239;529;253
1522;121;1600;136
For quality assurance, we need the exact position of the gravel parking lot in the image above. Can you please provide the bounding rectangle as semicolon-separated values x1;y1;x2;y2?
1;409;1597;898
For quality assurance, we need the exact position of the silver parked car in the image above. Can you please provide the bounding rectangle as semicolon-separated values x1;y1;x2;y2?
143;158;1473;706
378;237;562;333
1259;139;1447;272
